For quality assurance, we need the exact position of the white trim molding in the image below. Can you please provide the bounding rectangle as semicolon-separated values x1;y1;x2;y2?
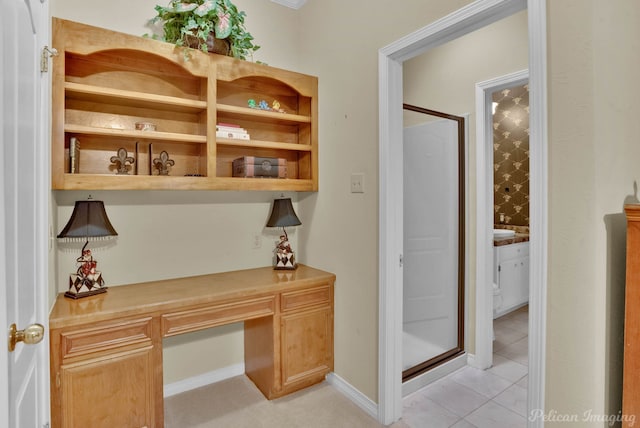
326;373;378;420
378;0;546;426
403;353;468;397
378;46;404;426
474;69;529;372
526;0;548;423
270;0;307;10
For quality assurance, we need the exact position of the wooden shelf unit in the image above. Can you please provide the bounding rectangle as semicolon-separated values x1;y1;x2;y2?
52;18;318;191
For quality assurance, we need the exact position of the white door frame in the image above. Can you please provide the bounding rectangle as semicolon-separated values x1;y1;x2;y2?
474;69;529;371
378;0;548;425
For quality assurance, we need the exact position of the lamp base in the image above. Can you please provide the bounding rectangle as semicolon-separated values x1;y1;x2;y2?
64;287;108;299
274;252;297;270
65;272;107;299
274;265;298;270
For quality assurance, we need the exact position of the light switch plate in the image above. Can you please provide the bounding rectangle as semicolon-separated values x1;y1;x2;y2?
252;233;262;249
350;173;364;193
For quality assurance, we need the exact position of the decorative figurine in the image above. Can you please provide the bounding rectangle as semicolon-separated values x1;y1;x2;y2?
275;234;296;269
153;150;175;176
66;245;106;298
272;100;285;113
247;99;285;113
110;147;135;175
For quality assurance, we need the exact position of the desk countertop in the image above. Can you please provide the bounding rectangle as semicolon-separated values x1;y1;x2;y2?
50;264;336;330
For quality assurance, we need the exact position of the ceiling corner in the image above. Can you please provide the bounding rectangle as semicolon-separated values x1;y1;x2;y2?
270;0;307;10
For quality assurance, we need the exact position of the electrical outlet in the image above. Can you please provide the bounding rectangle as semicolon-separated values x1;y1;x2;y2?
252;233;262;249
350;173;364;193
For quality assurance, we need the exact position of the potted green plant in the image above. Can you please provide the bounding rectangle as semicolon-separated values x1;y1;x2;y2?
151;0;259;60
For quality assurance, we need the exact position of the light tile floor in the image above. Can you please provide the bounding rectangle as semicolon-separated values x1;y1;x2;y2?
401;305;528;428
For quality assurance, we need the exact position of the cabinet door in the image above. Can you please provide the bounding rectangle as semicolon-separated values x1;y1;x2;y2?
499;259;519;312
498;256;529;314
60;346;156;428
517;255;530;304
280;306;333;392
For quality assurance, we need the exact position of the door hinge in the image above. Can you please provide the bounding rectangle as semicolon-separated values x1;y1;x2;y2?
498;264;501;272
56;371;61;388
399;254;403;267
40;46;58;72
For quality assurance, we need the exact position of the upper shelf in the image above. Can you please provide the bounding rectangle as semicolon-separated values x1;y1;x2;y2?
65;82;207;113
216;138;312;151
64;124;207;144
216;104;312;124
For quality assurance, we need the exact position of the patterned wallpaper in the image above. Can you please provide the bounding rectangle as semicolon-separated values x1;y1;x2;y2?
493;83;530;226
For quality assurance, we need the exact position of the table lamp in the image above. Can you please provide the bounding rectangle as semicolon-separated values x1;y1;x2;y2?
57;200;118;299
266;198;301;270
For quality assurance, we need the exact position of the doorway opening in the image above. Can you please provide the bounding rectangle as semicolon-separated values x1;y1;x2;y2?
401;104;465;383
378;0;547;425
474;70;529;370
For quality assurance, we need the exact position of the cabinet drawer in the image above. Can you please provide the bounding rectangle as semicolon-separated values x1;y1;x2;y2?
281;285;332;313
162;296;275;337
497;241;529;260
59;317;153;360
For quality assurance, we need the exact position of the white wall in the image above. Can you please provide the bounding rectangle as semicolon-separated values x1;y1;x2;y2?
546;0;640;422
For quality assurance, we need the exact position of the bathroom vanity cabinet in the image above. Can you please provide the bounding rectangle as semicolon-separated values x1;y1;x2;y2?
493;241;529;318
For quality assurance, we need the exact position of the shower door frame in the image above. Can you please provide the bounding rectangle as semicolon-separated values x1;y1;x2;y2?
401;103;466;382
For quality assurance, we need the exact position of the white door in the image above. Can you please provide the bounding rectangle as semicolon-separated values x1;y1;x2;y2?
1;0;51;427
402;118;459;370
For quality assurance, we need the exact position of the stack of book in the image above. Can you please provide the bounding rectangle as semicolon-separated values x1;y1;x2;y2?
216;123;250;141
69;137;80;173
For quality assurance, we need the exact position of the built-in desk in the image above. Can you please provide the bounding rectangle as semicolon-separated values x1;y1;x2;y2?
49;265;335;428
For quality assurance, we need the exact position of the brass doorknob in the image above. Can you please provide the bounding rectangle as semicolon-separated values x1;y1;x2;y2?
8;323;44;352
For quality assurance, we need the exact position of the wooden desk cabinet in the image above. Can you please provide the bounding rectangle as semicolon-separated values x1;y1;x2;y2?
49;265;335;428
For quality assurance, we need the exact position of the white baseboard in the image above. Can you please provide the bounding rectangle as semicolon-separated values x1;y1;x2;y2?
467;352;478;367
402;353;467;397
326;372;378;420
163;363;245;398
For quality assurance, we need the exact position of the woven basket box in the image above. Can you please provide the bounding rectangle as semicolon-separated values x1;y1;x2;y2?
232;156;287;178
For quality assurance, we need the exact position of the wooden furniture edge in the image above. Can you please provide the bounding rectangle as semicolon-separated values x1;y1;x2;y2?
49;264;336;330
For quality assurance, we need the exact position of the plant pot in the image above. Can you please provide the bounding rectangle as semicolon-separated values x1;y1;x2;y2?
183;32;231;56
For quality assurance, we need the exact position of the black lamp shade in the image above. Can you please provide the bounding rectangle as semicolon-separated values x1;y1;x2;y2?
57;200;118;240
266;198;301;228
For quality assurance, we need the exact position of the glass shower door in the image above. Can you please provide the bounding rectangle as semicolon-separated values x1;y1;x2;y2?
402;104;465;381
